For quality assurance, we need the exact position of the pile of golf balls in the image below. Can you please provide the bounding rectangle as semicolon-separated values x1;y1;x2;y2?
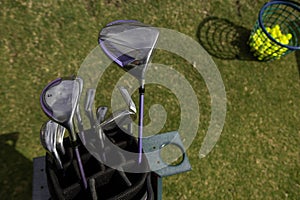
249;25;292;60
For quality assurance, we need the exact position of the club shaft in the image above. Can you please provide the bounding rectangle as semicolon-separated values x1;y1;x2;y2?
76;108;86;146
88;110;106;161
74;146;88;189
57;143;65;155
89;178;98;200
53;149;63;169
68;124;78;143
138;87;144;164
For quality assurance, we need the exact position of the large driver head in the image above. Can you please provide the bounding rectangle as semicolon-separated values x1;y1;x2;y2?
98;20;160;83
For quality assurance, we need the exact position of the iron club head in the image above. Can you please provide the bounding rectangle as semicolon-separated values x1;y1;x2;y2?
84;88;96;127
96;106;108;124
40;120;63;169
100;109;136;132
56;124;66;155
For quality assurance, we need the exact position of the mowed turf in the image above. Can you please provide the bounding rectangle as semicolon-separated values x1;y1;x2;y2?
0;0;299;199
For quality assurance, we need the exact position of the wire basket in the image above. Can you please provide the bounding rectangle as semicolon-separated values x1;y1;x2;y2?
249;1;300;61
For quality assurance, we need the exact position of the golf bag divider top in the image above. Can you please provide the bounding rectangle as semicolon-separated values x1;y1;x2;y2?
45;127;153;200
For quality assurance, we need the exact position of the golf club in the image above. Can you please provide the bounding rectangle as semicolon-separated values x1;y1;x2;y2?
89;178;98;200
118;86;136;134
99;109;136;132
118;86;137;113
56;124;66;155
40;77;88;189
40;120;63;170
96;106;108;124
99;20;159;163
75;77;86;145
85;88;106;161
84;89;97;130
97;87;136;132
75;105;86;145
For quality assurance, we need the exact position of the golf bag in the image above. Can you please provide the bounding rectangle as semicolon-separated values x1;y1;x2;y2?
45;126;154;200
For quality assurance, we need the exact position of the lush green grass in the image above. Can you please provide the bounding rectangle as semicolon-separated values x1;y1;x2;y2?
0;0;299;199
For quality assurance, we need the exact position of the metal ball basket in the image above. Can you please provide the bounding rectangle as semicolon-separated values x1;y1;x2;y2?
249;0;300;61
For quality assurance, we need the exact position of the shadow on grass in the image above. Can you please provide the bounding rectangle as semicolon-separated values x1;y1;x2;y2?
0;132;32;199
197;16;256;61
296;51;300;78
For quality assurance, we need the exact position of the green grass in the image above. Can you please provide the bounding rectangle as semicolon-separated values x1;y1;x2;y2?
0;0;299;199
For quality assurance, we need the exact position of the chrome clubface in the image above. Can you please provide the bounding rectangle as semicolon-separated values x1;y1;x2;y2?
56;124;66;155
75;77;85;145
96;106;108;124
84;89;97;128
40;120;63;169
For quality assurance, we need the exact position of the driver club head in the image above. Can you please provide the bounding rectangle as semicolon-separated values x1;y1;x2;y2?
40;120;63;169
98;20;160;82
40;77;81;142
